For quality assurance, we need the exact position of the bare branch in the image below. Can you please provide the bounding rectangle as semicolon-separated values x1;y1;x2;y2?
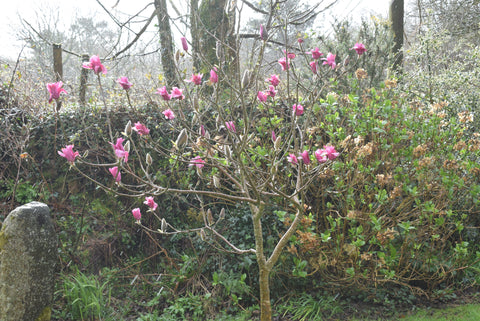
206;226;256;254
110;7;158;59
240;0;269;15
21;19;82;57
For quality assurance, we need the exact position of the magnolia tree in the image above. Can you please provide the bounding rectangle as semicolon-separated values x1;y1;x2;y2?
53;18;367;321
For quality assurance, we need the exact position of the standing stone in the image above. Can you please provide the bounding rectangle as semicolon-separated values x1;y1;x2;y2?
0;202;57;321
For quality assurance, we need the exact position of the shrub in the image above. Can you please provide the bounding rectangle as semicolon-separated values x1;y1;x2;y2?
285;79;480;299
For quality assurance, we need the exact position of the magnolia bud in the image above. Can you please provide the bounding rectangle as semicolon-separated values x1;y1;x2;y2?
124;140;131;153
180;37;188;51
274;136;281;151
193;96;199;112
124;121;132;136
160;218;167;233
213;175;220;188
175;128;188;150
82;150;89;158
192;113;199;127
224;145;232;159
175;50;180;63
146;153;153;166
199;228;206;241
216;41;223;61
241;69;250;89
260;24;267;40
206;209;214;226
219;208;225;220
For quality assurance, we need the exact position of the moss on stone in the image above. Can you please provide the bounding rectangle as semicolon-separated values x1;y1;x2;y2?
0;229;6;250
35;306;51;321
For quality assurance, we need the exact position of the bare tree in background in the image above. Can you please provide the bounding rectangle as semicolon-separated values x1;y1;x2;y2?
154;0;178;86
411;0;480;43
190;0;201;71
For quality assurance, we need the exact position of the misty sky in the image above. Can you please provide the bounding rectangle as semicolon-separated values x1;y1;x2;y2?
0;0;391;60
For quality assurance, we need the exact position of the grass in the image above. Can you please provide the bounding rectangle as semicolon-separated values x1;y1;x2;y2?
349;303;480;321
400;304;480;321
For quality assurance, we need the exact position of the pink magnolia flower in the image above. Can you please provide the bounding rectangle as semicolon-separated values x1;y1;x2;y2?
200;125;206;137
109;166;121;182
267;85;277;98
323;145;340;160
189;156;205;169
323;53;337;69
267;74;280;87
163;108;175;120
278;57;290;71
210;68;218;84
301;150;311;165
272;130;276;142
293;104;304;116
257;91;268;102
225;121;236;133
180;37;188;51
298;38;304;43
82;55;107;75
58;144;79;163
133;122;150;135
310;47;323;60
132;208;142;222
186;73;203;85
283;50;296;59
111;138;128;163
117;76;132;90
314;149;328;163
351;42;367;55
112;137;125;151
144;196;158;211
309;61;317;74
287;153;298;165
156;86;172;101
315;145;339;163
171;87;185;100
260;24;267;40
47;81;67;104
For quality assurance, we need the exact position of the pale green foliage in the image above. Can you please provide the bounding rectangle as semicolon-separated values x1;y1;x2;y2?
61;270;111;320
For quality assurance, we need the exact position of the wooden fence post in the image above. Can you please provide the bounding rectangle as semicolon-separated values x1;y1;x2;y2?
79;54;90;106
53;43;63;111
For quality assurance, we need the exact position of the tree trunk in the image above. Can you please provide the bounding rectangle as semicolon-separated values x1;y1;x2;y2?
259;266;272;321
250;203;273;321
190;0;201;71
52;43;63;111
389;0;404;73
154;0;177;86
250;202;304;321
79;54;89;106
198;0;236;71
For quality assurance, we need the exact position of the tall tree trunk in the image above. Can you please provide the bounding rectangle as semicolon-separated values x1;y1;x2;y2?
198;0;235;71
389;0;404;73
154;0;177;86
190;0;201;71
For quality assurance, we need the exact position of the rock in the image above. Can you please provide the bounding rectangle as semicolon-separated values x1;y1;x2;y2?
0;202;57;321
